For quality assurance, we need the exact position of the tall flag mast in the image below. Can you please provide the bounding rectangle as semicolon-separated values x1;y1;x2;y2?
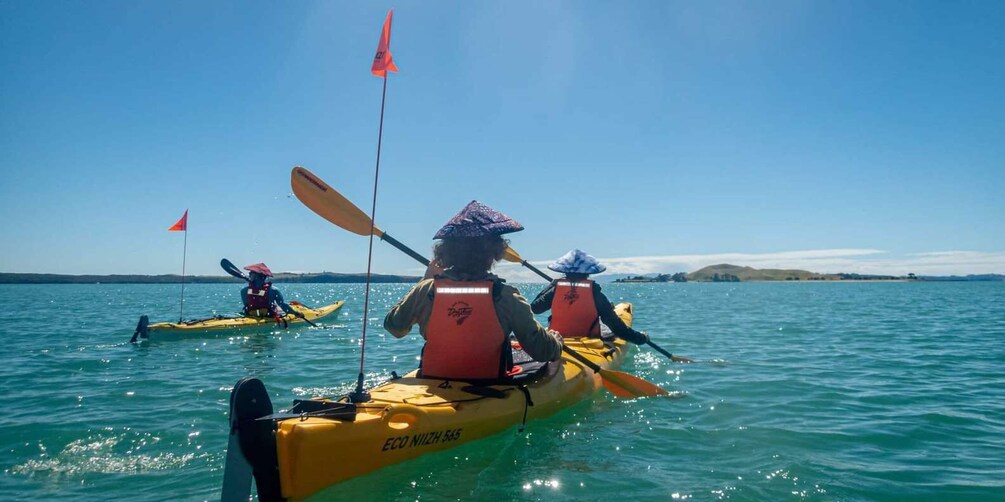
168;209;189;322
350;9;399;404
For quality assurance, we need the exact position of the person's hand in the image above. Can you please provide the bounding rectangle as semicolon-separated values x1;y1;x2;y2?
638;331;650;344
547;328;564;346
423;259;445;280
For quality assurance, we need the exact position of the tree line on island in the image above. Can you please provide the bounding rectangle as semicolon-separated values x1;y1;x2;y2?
614;264;1004;283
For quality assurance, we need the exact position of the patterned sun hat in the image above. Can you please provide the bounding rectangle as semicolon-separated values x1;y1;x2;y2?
547;249;607;275
433;200;525;239
243;263;274;277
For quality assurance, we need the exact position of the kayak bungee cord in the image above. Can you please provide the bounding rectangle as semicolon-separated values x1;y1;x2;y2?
349;9;400;404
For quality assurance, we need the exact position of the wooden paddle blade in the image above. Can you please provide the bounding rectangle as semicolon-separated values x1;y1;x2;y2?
599;368;670;398
291;166;385;237
503;246;554;281
502;246;523;264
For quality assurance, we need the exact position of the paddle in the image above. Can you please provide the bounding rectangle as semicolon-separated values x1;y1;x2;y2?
647;340;694;363
562;345;668;398
220;258;317;327
220;258;249;281
291;166;668;398
502;246;552;281
291;167;430;266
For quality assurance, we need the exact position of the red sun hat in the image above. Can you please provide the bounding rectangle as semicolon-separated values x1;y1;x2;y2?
243;263;274;277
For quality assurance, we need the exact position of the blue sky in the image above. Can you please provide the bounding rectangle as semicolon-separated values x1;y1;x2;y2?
2;1;1003;280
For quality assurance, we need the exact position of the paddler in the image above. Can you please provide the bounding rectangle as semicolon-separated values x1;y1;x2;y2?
241;263;305;323
531;249;649;345
383;201;564;381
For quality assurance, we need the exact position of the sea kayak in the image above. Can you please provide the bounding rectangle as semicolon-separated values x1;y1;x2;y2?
222;303;637;501
136;301;345;340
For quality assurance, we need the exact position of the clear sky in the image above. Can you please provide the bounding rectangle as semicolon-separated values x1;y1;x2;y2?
2;1;1003;281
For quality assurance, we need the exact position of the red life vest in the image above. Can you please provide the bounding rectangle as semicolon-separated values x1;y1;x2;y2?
246;283;273;309
421;279;509;380
549;279;600;338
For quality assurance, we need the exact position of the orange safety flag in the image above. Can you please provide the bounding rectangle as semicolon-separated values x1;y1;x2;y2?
168;209;188;231
371;9;399;78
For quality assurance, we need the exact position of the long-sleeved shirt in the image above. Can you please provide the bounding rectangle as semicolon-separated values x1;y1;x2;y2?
530;279;647;344
384;270;563;363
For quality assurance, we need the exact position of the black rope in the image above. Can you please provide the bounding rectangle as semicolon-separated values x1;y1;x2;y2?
517;386;534;433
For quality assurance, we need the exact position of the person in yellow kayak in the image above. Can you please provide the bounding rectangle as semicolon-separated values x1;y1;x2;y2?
241;263;304;324
383;201;564;381
531;249;649;345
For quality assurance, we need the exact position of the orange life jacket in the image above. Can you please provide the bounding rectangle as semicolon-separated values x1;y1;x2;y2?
421;279;510;380
549;279;600;337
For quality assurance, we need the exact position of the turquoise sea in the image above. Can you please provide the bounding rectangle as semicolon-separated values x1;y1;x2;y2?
1;282;1003;501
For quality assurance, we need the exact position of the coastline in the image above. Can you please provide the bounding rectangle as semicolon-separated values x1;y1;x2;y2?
0;272;422;285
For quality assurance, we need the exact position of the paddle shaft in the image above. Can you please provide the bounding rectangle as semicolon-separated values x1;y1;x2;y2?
521;259;552;281
562;345;602;373
382;233;430;266
647;340;673;360
647;340;694;363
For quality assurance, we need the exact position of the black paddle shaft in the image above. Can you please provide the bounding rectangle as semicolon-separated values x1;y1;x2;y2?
380;233;429;267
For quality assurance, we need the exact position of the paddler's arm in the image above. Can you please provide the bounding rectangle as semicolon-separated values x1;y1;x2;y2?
499;285;563;362
271;288;304;318
530;280;557;314
383;279;436;338
593;283;648;344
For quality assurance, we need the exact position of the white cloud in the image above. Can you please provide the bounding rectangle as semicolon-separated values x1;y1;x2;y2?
489;249;1005;282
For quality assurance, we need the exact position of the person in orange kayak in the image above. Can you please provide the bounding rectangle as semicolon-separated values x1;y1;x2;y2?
383;201;564;381
531;249;649;345
241;263;304;323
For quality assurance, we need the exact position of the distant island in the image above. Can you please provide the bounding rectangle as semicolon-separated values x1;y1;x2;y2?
0;272;422;285
614;264;1004;283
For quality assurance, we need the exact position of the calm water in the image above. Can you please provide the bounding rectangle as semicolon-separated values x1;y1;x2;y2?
1;282;1003;501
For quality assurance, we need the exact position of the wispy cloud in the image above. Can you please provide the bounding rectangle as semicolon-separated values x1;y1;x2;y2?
488;249;1005;282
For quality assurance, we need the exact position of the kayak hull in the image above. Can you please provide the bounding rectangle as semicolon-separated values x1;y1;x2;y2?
143;301;345;338
223;303;635;501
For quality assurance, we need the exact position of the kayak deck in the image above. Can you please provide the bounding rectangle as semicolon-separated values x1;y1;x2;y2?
222;303;636;501
144;301;345;336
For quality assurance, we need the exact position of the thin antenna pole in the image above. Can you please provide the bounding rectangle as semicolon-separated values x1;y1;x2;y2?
179;226;188;322
350;74;389;403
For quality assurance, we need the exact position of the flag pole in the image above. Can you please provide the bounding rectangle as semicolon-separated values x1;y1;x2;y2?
179;224;187;322
350;9;398;404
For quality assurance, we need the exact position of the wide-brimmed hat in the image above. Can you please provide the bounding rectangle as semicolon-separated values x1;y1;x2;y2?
244;263;274;277
547;249;606;275
433;200;524;239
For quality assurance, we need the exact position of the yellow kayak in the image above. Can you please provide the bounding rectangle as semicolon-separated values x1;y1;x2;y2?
222;303;637;501
136;301;344;340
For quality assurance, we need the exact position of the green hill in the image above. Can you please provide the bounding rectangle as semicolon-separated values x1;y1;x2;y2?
686;264;835;282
